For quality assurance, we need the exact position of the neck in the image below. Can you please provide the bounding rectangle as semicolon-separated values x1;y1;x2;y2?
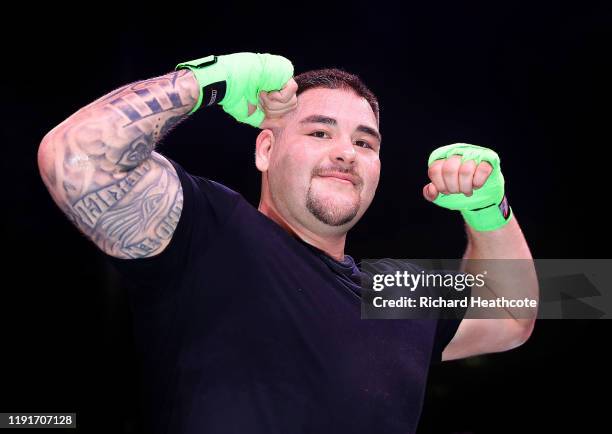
258;198;347;262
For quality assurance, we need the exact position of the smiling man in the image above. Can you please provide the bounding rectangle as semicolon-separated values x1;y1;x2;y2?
37;52;537;434
255;79;382;261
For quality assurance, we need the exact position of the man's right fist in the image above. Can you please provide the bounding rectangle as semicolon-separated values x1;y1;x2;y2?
252;78;298;131
176;52;294;127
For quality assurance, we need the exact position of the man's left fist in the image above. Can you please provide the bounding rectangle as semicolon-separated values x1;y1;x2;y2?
424;143;512;231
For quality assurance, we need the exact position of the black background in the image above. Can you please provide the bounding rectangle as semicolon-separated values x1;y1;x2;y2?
3;1;611;432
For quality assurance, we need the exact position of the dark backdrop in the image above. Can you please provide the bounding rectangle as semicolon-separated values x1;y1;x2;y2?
3;1;610;432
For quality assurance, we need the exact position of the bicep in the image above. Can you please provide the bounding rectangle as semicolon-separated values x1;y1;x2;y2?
39;146;183;259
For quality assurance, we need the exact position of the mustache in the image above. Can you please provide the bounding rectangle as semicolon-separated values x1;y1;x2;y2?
312;166;362;186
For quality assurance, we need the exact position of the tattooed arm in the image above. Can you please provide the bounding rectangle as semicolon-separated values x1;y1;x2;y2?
37;69;198;259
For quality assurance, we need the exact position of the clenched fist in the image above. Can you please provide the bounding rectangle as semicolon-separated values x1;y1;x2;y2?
249;78;298;130
176;52;294;127
423;143;512;231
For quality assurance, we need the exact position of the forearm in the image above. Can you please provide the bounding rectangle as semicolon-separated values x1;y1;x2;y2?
41;68;198;164
463;214;531;259
461;214;539;327
36;52;295;258
38;69;198;202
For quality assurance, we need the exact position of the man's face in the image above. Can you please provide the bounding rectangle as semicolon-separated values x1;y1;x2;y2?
264;87;381;234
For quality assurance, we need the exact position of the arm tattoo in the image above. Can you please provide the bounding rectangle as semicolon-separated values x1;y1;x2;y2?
67;153;184;258
115;133;154;168
47;69;197;176
39;69;198;258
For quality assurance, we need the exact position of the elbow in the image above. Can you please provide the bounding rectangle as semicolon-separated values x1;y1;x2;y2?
37;127;57;167
37;138;54;184
37;137;50;163
505;319;536;351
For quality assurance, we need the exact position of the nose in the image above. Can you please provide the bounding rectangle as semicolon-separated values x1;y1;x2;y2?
330;136;357;167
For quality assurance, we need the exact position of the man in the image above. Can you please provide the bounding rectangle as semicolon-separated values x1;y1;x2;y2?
37;52;537;433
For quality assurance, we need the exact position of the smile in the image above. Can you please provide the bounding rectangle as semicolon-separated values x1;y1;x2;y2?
317;175;354;185
316;171;358;185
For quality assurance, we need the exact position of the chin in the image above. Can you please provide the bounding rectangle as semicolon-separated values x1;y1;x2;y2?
306;197;361;227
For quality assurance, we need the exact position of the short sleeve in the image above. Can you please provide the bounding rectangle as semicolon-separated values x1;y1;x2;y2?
104;157;242;289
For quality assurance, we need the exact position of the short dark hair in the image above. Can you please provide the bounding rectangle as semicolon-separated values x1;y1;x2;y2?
294;68;380;125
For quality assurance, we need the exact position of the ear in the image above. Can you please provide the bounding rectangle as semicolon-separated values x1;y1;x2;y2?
255;129;275;172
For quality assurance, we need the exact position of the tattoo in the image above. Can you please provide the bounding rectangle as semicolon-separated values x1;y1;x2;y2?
61;69;196;173
39;69;197;258
154;191;183;240
110;98;143;123
72;160;152;229
108;71;190;126
115;133;154;168
159;115;184;137
108;188;184;259
134;88;164;113
67;156;183;258
63;180;77;193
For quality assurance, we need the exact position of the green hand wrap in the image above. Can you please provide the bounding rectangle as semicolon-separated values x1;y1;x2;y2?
427;143;513;231
176;52;294;127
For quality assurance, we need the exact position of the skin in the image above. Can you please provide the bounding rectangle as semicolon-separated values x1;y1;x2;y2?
419;151;537;361
37;70;198;258
424;155;493;200
38;67;536;360
253;83;537;361
253;86;382;261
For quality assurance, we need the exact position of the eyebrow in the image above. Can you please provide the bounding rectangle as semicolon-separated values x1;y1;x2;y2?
299;114;382;144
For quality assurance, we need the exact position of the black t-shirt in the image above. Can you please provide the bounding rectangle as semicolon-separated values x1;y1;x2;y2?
107;159;468;434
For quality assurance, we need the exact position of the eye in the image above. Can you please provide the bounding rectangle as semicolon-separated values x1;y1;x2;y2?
355;140;373;150
309;131;329;139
